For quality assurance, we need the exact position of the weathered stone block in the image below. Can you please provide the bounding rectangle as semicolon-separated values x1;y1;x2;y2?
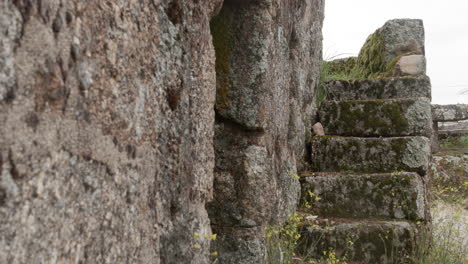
432;104;468;122
209;0;325;262
298;219;419;264
300;172;426;220
325;76;431;101
319;98;432;137
356;19;425;78
210;226;266;264
311;136;431;175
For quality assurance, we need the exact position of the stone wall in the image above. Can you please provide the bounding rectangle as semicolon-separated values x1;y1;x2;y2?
0;0;324;263
208;0;324;263
432;104;468;122
0;1;222;263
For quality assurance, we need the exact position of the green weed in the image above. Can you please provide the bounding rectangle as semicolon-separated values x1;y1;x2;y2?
439;134;468;148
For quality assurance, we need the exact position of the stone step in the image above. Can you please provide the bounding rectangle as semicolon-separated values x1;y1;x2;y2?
297;217;421;264
324;75;431;101
310;136;430;175
319;98;432;137
300;172;426;220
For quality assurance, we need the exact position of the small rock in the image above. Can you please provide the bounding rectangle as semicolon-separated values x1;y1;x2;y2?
394;55;426;76
312;122;325;136
305;215;318;221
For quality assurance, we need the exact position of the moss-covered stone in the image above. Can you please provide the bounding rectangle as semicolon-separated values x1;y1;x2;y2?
322;19;425;81
325;75;431;101
298;219;420;264
323;57;361;80
319;98;432;137
310;136;431;175
355;29;386;78
300;172;426;220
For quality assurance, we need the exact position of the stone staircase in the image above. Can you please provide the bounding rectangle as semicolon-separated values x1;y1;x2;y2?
298;76;432;263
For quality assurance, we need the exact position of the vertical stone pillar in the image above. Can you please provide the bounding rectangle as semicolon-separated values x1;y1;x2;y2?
208;0;324;263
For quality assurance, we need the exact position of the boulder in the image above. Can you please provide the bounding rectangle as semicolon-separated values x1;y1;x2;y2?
356;19;425;78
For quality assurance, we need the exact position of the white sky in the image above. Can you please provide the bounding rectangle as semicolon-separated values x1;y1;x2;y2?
323;0;468;105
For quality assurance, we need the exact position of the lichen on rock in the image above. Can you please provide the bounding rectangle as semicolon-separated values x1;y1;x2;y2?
324;19;426;80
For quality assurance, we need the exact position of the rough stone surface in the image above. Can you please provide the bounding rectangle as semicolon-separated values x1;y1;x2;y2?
432;104;468;122
394;55;426;76
438;119;468;130
208;1;325;263
298;219;418;264
300;172;426;220
210;226;266;264
312;122;325;136
319;98;433;137
311;136;431;175
356;19;425;78
378;19;425;62
325;76;431;101
0;1;21;102
0;1;223;263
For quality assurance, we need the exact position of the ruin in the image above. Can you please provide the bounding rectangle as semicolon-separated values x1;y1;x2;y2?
0;1;445;263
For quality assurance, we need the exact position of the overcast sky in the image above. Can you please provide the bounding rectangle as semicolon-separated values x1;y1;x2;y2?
323;0;468;105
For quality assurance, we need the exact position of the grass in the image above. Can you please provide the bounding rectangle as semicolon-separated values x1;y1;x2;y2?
414;201;468;264
439;134;468;148
317;58;367;106
265;193;350;264
265;212;303;264
414;152;468;264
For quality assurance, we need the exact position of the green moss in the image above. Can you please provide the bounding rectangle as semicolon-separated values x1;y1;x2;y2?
321;99;413;136
317;59;366;106
324;57;364;80
356;30;386;78
440;134;468;148
320;29;423;84
381;102;409;132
